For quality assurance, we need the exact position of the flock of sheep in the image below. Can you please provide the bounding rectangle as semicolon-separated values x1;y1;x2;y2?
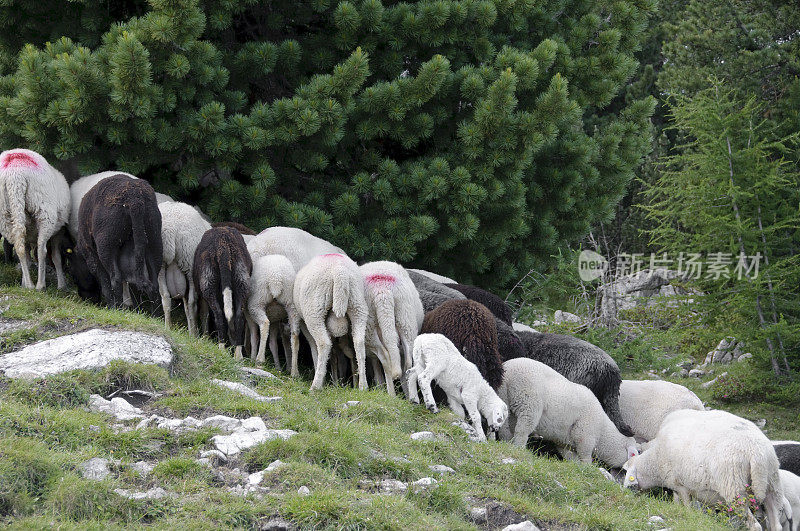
2;147;800;530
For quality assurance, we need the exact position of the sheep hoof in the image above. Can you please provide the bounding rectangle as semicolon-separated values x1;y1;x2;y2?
427;405;439;414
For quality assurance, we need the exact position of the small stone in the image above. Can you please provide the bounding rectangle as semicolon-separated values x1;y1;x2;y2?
130;461;155;477
89;395;144;421
79;457;111;480
649;515;665;525
379;479;407;492
411;431;435;441
297;486;310;496
196;458;212;467
344;400;361;408
701;372;727;389
201;415;242;432
737;353;753;362
411;477;437;488
679;369;689;378
211;379;281;402
553;310;581;324
755;419;766;429
502;521;541;531
469;507;488;523
239;366;277;379
265;459;285;472
200;449;228;463
260;518;295;531
429;464;455;474
248;470;265;485
240;416;268;432
114;487;168;500
501;457;517;464
688;368;705;378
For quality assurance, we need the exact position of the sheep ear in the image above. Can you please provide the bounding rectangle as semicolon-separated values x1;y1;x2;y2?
627;445;639;458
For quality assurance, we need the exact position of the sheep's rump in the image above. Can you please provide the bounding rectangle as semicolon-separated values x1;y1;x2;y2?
408;270;465;313
445;283;513;325
775;442;800;477
421;299;503;390
513;331;632;437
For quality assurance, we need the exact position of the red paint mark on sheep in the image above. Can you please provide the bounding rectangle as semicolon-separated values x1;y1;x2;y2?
321;253;344;259
1;152;38;169
366;274;396;285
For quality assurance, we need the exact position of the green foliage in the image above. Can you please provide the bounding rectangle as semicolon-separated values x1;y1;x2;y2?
0;0;655;288
710;364;800;407
5;374;90;409
0;437;63;517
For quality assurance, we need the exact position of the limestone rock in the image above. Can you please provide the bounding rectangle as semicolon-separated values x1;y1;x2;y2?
260;518;296;530
114;487;168;500
553;310;581;324
429;464;455;474
701;372;728;389
470;507;488;523
501;458;517;465
649;516;665;525
79;457;112;480
211;418;295;456
89;395;144;421
239;366;277;379
379;479;407;492
130;461;155;477
297;486;310;496
598;269;698;323
502;521;541;531
211;379;281;402
410;431;435;441
703;337;749;365
0;329;172;379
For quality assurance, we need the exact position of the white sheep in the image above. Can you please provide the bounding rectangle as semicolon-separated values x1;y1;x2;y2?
157;201;211;335
246;254;300;374
407;333;508;442
779;470;799;531
248;226;345;272
496;357;638;467
360;261;424;396
293;252;368;390
0;149;70;290
619;379;704;441
408;268;457;284
623;408;785;531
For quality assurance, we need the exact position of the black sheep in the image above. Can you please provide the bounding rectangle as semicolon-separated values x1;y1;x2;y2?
76;175;162;307
211;221;256;236
511;330;633;437
421;299;504;390
193;226;252;357
495;319;527;360
445;283;513;325
775;442;800;476
407;270;465;312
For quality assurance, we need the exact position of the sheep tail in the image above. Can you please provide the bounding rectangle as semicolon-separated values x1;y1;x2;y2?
217;243;234;322
2;171;28;250
750;449;782;505
331;268;349;318
373;288;402;378
129;201;150;277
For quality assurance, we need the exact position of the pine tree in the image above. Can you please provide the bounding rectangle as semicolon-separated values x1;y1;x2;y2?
0;0;655;289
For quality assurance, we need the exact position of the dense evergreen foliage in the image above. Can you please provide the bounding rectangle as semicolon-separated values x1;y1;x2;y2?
0;0;656;288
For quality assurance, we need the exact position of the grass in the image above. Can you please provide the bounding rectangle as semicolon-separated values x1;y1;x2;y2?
0;263;733;529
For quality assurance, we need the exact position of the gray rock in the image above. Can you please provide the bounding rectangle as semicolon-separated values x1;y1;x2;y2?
201;415;243;432
502;521;541;531
701;372;727;389
196;457;212;467
344;400;361;408
553;310;581;324
379;479;407;492
755;419;766;429
239;366;277;379
0;329;172;379
501;457;517;465
688;368;705;378
649;515;665;525
130;461;155;477
260;518;295;531
114;487;168;500
199;449;228;464
0;318;31;335
469;507;488;523
79;457;111;480
737;353;753;362
598;269;698;323
703;337;746;365
211;379;281;402
297;486;310;496
248;459;285;485
429;464;455;474
211;418;296;456
88;395;144;421
411;431;435;441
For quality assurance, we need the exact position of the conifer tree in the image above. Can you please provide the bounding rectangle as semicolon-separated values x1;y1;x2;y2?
0;0;655;288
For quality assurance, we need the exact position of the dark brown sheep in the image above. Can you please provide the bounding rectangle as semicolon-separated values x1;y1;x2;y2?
445;283;513;325
211;221;256;236
193;226;252;357
76;175;162;307
420;299;504;390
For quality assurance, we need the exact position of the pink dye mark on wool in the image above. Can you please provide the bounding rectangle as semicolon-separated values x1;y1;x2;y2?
366;274;396;285
321;253;344;259
1;151;38;169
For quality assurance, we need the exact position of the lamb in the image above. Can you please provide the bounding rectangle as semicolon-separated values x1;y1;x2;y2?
193;226;252;357
445;283;513;325
420;299;504;391
76;175;162;307
407;333;508;442
246;254;300;375
407;270;465;312
360;261;425;395
511;331;632;437
157;201;211;334
497;358;638;467
774;442;800;477
293;253;368;390
248;226;345;272
623;408;785;531
0;149;70;290
408;268;457;284
779;470;799;531
618;379;704;441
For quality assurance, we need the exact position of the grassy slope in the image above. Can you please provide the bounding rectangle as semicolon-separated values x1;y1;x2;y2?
0;265;728;530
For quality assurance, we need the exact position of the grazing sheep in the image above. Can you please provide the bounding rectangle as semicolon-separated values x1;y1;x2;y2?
407;333;508;442
497;358;638;467
407;270;465;312
0;149;70;290
445;283;513;325
774;442;800;477
618;380;704;441
76;175;162;307
248;226;344;272
495;319;527;361
408;268;456;284
420;299;504;391
193;226;252;358
212;221;255;235
293;253;368;390
512;331;632;437
360;261;425;395
779;470;799;531
157;201;211;334
246;254;299;374
624;409;785;531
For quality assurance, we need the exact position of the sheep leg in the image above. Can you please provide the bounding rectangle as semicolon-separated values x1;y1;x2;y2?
122;282;133;307
446;394;465;419
306;317;333;390
49;234;67;290
12;230;33;288
269;321;281;369
185;276;198;335
300;322;318;366
371;357;385;386
406;367;420;403
245;313;258;361
510;412;540;448
574;437;595;464
199;298;209;335
158;268;172;329
34;229;48;290
415;367;439;413
350;320;368;391
763;490;783;531
497;414;514;442
674;487;692;506
461;391;486;442
289;315;301;378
